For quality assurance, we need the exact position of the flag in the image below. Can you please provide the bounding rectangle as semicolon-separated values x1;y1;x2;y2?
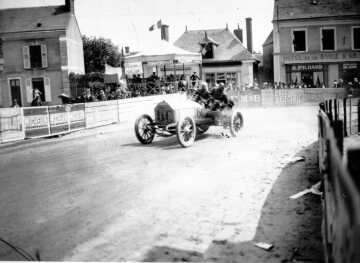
157;19;162;29
149;24;155;31
201;46;206;55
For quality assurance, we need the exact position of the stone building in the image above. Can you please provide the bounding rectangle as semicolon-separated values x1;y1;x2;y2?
273;0;360;87
174;24;258;89
0;0;84;107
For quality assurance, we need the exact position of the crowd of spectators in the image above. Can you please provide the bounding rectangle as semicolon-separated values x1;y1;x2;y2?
24;74;359;107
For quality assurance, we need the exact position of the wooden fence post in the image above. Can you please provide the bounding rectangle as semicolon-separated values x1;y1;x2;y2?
333;120;344;154
343;98;348;137
347;148;360;189
334;99;338;122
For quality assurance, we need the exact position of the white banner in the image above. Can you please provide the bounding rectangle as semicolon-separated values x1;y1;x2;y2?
148;60;173;66
125;62;143;75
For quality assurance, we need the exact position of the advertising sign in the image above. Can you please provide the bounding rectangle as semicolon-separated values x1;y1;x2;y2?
49;105;69;135
261;89;275;107
23;107;50;138
125;62;143;75
0;108;24;143
274;89;304;106
237;90;262;107
70;103;85;131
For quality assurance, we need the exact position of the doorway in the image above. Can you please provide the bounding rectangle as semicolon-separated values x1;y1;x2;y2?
301;72;313;87
32;78;45;102
9;79;22;106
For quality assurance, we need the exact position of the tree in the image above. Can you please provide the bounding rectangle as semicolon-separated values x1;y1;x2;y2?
82;35;122;74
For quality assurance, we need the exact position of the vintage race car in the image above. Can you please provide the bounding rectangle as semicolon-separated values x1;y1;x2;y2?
134;98;244;147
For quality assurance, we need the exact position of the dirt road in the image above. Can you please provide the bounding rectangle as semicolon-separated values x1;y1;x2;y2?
0;106;323;262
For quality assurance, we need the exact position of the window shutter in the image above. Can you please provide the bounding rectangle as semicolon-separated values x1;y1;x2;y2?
25;78;33;102
41;45;48;68
44;77;51;101
23;46;30;69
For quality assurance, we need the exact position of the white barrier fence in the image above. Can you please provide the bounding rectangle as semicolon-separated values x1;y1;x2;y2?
0;94;185;144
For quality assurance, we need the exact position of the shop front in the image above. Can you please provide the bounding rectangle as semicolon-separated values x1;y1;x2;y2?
281;51;360;88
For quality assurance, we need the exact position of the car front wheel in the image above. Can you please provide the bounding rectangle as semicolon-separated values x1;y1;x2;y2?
134;114;155;144
229;110;244;137
177;116;196;147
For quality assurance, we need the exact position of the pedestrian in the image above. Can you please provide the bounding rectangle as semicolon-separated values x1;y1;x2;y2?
31;92;42;106
11;99;20;107
97;90;107;101
190;71;200;88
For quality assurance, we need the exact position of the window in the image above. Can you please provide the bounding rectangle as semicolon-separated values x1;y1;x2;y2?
321;28;335;51
205;72;238;89
25;77;51;103
9;79;22;106
30;46;42;68
292;29;307;52
353;27;360;50
201;43;214;59
205;73;215;86
23;44;48;69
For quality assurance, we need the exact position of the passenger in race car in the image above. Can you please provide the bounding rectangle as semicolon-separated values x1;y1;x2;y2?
193;81;211;108
208;82;234;111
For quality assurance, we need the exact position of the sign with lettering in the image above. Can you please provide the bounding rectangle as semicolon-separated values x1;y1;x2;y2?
343;63;357;70
261;89;275;106
49;105;69;135
69;103;85;131
0;108;24;143
148;60;173;66
23;107;50;138
274;89;304;105
291;64;323;71
125;62;143;75
282;52;360;63
237;90;262;107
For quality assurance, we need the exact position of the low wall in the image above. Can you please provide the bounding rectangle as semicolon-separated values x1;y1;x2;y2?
85;100;119;129
229;88;348;107
0;108;24;143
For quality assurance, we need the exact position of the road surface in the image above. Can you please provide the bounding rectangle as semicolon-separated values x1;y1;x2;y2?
0;106;320;261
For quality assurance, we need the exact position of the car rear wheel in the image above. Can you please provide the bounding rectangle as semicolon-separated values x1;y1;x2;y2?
177;116;196;147
134;114;155;144
229;110;244;137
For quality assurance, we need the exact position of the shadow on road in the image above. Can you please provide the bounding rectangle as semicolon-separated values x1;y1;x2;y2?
122;132;228;150
138;142;324;262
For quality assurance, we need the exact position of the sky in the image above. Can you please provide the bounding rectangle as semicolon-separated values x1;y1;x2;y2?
0;0;274;53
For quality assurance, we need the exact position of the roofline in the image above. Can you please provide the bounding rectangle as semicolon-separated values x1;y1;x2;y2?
272;14;360;23
0;29;67;36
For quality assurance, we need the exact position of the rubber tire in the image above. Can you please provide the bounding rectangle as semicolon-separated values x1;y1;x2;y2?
176;116;196;148
229;110;244;137
134;114;155;144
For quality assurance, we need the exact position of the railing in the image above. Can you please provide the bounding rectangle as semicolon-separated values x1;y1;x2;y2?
318;98;360;263
126;80;191;97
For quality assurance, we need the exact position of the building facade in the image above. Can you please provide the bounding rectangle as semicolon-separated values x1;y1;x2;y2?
0;0;84;107
273;0;360;87
174;26;258;89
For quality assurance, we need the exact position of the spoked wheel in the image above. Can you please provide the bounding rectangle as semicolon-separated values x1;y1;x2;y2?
196;125;210;135
177;116;196;148
134;114;155;144
229;110;244;137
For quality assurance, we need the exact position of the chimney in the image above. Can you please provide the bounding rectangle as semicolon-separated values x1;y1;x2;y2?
161;24;169;41
65;0;75;14
246;17;253;53
233;24;243;43
125;46;130;54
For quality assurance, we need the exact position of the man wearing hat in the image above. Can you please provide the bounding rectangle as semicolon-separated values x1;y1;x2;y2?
190;71;200;88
